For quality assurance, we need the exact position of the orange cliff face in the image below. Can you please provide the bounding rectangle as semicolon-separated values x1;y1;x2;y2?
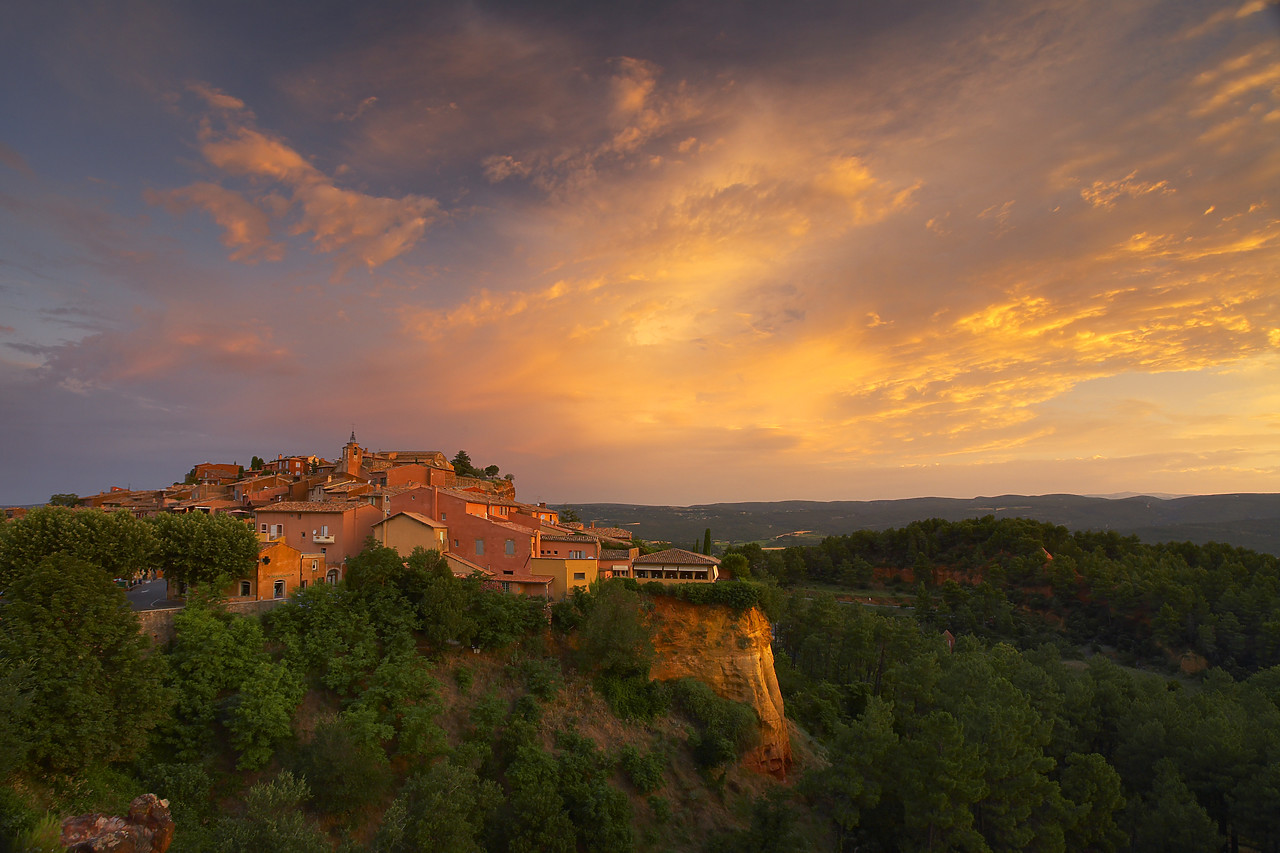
647;597;793;779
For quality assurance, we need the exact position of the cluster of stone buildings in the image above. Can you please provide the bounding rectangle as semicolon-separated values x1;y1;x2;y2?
46;433;721;603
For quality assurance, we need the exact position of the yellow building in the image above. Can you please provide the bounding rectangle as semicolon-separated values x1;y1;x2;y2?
530;557;599;599
371;511;450;556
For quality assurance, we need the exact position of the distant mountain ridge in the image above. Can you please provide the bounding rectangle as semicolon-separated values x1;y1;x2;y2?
564;493;1280;556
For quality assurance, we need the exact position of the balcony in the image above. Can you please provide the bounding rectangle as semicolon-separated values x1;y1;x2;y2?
312;534;335;544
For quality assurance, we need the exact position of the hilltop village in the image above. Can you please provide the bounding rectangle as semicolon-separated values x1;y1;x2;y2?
33;433;721;603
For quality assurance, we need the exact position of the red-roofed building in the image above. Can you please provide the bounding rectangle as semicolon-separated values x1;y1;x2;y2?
632;549;720;583
254;500;382;564
194;462;242;484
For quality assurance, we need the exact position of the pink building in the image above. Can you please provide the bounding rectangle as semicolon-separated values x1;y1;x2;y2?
388;486;538;577
253;500;382;564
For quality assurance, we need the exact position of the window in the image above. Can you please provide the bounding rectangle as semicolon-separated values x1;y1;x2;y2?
273;580;286;599
503;570;513;575
311;560;318;571
319;524;329;537
501;582;511;593
569;549;585;559
454;539;459;548
260;523;267;533
440;512;446;520
505;539;515;555
573;572;586;580
474;539;485;555
300;580;307;589
326;569;339;584
240;581;251;597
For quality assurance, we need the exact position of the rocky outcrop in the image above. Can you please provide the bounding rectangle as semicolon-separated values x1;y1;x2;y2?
647;597;792;778
60;794;174;853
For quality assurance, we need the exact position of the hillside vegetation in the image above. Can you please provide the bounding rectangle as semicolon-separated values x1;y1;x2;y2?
5;512;1280;851
567;492;1280;555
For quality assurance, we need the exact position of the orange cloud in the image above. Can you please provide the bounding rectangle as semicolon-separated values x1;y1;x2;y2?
153;85;441;271
144;182;283;262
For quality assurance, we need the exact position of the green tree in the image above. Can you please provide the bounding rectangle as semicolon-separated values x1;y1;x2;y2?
703;528;713;556
150;511;258;589
451;450;478;477
213;772;329;853
502;744;576;853
0;506;156;589
250;456;265;471
293;715;392;819
721;553;751;579
578;581;653;678
808;695;899;843
373;760;499;853
483;464;500;478
555;731;633;852
558;506;581;525
163;602;270;760
1127;759;1224;852
0;554;167;773
1059;752;1127;852
229;659;304;770
47;493;79;507
892;710;987;852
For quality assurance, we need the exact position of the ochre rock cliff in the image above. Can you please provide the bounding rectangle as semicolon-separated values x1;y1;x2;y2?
647;597;792;778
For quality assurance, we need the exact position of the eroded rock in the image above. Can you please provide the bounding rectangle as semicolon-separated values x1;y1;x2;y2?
60;794;174;853
648;597;793;778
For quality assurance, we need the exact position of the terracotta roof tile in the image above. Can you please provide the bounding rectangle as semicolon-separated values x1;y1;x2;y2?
256;500;367;513
436;487;519;507
633;548;721;566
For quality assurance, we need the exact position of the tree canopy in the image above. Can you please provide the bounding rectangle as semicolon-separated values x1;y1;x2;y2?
150;511;259;589
0;506;156;589
0;554;168;773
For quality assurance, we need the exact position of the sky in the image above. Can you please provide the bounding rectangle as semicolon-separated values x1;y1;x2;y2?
1;1;1278;507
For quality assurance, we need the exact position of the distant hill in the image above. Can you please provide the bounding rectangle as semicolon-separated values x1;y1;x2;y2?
563;493;1280;556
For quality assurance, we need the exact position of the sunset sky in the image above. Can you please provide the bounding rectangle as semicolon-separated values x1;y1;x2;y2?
2;1;1278;507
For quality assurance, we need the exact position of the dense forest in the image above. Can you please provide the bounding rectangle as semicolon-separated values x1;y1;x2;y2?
3;509;1280;851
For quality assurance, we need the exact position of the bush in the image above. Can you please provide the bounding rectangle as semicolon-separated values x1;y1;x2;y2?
293;716;392;819
639;580;780;619
212;772;328;853
518;657;563;701
0;786;41;850
596;673;669;721
669;678;759;770
619;745;666;794
648;795;672;824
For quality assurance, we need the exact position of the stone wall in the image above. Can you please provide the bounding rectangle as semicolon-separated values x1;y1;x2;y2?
135;598;285;646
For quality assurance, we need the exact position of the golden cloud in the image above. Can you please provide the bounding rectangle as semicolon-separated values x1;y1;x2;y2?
144;182;283;262
151;85;441;271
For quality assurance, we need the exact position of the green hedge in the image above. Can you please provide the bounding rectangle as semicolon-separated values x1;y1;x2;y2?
639;579;779;619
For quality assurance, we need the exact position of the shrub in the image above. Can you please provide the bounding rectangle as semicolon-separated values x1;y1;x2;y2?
596;673;669;721
669;678;759;770
618;745;666;794
638;580;781;619
293;716;392;818
648;795;672;824
518;657;563;701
